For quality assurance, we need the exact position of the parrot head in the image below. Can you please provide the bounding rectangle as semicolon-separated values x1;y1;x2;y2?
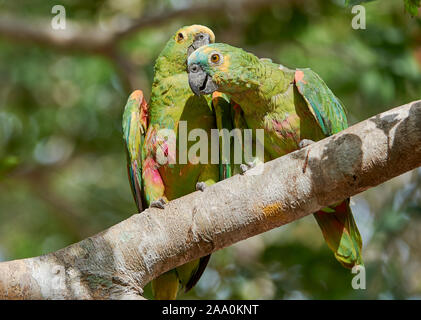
187;43;260;96
156;25;215;74
179;25;215;57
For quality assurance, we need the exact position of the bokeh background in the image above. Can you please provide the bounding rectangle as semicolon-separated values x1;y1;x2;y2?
1;0;421;299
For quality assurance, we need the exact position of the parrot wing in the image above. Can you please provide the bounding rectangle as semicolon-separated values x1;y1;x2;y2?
122;90;149;213
294;68;348;135
294;69;363;268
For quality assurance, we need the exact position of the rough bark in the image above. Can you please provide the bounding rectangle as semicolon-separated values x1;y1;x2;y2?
0;100;420;300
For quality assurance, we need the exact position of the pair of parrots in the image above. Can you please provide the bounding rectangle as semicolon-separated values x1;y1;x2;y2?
122;25;363;300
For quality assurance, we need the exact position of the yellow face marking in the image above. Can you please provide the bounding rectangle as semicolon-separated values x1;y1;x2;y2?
176;25;215;43
219;54;230;73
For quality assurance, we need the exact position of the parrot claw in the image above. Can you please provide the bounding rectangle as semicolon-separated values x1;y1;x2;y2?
298;139;315;149
247;161;256;168
240;164;248;174
240;162;256;175
196;181;207;192
150;198;167;209
298;139;315;174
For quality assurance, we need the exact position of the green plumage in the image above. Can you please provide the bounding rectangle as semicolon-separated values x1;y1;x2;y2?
122;26;232;299
187;43;363;268
295;68;347;136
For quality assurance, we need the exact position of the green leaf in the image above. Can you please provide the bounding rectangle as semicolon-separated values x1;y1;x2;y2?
404;0;421;16
0;156;19;178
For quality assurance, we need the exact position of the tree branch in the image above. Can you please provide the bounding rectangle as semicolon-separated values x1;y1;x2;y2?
0;0;285;53
0;100;420;299
0;15;114;54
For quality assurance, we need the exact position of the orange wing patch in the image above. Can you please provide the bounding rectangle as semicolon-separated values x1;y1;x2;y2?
294;70;307;84
129;90;144;101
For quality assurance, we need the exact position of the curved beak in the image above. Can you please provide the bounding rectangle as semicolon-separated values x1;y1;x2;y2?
187;33;211;57
188;64;218;96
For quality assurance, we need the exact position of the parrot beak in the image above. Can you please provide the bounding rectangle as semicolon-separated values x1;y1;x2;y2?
187;33;211;57
188;64;218;96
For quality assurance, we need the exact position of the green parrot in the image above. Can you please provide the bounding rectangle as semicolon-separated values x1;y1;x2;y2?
187;43;363;269
122;26;232;299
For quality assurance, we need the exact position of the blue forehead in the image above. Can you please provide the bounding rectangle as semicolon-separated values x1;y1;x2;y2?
187;47;211;67
188;43;229;66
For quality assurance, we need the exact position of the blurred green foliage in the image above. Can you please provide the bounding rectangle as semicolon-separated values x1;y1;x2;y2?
346;0;420;17
0;0;421;299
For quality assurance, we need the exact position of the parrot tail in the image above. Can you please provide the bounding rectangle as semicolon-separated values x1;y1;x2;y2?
151;270;179;300
313;198;363;269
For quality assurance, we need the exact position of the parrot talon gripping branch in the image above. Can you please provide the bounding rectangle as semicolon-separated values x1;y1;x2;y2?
195;182;207;192
239;164;249;175
298;139;315;149
298;139;315;173
240;161;256;175
150;198;167;209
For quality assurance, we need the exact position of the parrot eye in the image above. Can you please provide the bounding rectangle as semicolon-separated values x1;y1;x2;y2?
210;53;221;64
177;32;185;42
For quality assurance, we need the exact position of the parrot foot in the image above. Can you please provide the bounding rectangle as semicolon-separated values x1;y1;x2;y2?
240;161;256;175
298;139;315;149
196;181;207;192
298;139;314;174
150;198;167;209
